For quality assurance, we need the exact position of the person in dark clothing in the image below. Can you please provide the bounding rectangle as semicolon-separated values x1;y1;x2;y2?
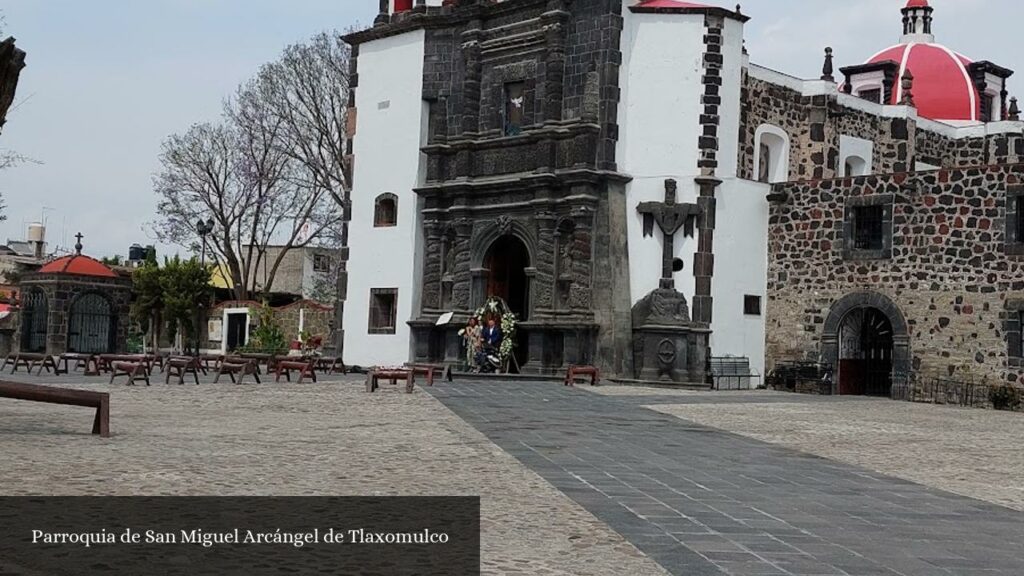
481;317;503;349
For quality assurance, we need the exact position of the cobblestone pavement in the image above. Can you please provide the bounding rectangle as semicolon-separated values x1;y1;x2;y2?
644;393;1024;512
429;380;1024;576
0;372;667;576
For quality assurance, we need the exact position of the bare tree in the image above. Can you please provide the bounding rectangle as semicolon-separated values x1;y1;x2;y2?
153;74;342;300
253;31;352;349
257;31;352;205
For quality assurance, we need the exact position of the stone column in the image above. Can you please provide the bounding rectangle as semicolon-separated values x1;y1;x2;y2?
570;206;595;311
422;220;443;312
374;0;390;25
460;24;483;136
692;176;721;324
453;218;474;310
534;211;557;312
541;5;567;124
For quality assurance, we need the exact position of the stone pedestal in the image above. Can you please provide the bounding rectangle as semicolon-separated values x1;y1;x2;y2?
631;287;710;384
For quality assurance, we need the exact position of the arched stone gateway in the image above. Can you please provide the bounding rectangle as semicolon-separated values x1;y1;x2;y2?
20;288;48;353
821;291;910;396
68;293;116;354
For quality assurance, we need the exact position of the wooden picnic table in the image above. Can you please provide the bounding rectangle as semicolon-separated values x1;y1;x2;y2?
57;353;101;376
197;354;223;374
97;354;155;375
0;380;110;437
215;359;261;384
366;367;414;394
315;356;347;374
164;356;202;385
3;353;63;376
275;359;317;383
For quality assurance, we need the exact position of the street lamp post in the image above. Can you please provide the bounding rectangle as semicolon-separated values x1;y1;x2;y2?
194;218;215;355
197;218;214;266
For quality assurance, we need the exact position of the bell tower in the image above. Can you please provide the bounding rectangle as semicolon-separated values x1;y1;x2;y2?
901;0;934;43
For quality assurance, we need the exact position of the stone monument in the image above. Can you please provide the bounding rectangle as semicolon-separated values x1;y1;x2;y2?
632;179;710;384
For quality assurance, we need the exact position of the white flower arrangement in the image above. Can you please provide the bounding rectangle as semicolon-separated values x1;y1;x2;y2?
473;296;518;370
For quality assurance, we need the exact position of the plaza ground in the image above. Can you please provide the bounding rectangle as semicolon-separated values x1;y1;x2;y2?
1;372;1023;575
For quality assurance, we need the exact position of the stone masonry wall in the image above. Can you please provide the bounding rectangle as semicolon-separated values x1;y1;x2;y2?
766;163;1024;384
738;73;1023;181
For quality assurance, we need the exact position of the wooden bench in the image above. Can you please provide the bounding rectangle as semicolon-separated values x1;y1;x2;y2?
215;360;261;384
0;380;110;437
564;365;600;387
404;363;438;387
240;353;277;373
366;368;414;394
57;353;101;376
5;353;63;376
196;354;222;375
710;357;759;391
275;360;317;383
98;354;152;375
110;362;150;386
145;353;165;374
315;356;347;374
164;356;202;385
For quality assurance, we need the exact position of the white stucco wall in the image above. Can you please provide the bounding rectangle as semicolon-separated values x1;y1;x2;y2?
343;29;426;367
711;178;769;377
838;134;874;177
716;17;744;180
617;11;705;306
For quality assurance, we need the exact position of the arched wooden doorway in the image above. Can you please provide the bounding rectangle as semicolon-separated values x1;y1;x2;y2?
20;288;48;353
484;235;530;321
68;293;115;354
837;307;895;396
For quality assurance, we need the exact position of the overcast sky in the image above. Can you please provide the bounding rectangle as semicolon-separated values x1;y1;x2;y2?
0;0;1019;260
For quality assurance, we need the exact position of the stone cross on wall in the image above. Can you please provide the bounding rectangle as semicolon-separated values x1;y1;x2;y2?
636;179;701;290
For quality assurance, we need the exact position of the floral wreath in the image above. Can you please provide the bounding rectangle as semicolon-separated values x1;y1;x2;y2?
473;296;518;367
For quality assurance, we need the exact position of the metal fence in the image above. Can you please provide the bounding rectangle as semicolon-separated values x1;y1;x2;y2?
890;372;991;408
765;361;833;395
710;357;761;391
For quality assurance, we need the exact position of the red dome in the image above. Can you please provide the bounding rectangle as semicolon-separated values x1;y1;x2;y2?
905;0;929;8
866;43;978;122
38;255;119;278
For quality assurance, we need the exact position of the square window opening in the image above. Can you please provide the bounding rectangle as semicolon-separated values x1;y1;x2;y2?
313;254;331;273
857;88;882;104
852;205;885;251
1016;197;1024;243
369;289;398;334
744;295;762;316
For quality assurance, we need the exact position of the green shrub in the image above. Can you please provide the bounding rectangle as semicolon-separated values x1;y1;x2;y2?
989;383;1022;411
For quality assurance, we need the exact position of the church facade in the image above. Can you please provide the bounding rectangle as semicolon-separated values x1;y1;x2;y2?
341;0;1023;391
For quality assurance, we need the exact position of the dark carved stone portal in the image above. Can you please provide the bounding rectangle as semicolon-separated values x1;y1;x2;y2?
484;235;530;321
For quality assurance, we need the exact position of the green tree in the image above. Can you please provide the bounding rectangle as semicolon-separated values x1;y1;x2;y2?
160;256;212;353
130;262;165;353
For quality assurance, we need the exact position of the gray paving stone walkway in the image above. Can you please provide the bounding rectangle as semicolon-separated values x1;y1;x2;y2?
428;380;1024;576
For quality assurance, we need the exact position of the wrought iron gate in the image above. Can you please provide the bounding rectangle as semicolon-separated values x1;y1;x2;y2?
20;288;48;352
67;294;114;354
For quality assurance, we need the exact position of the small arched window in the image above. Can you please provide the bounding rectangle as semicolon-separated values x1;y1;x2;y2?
843;155;868;177
753;124;791;184
374;193;398;228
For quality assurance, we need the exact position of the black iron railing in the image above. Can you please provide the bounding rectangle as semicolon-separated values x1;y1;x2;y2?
890;372;989;408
